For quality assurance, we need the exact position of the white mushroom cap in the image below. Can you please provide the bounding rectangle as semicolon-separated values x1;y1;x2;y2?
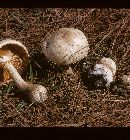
42;28;89;65
100;57;116;76
90;57;117;87
0;39;29;83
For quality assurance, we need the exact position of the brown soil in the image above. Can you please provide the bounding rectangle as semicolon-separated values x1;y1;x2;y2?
0;8;129;127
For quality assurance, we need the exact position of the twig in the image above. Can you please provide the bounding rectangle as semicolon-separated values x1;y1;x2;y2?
5;19;7;32
95;22;120;47
31;57;42;69
5;102;34;119
102;99;130;102
12;15;23;24
0;11;15;27
90;16;128;56
70;10;94;28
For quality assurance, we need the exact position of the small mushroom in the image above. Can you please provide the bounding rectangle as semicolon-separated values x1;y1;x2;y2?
0;50;47;103
89;57;117;87
0;39;29;84
42;28;89;74
122;73;130;90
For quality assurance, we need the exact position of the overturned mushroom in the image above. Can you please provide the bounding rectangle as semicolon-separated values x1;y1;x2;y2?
42;28;89;74
0;39;47;103
0;39;29;84
0;50;47;103
89;57;117;87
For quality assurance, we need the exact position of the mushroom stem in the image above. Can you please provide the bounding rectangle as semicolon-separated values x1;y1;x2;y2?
5;62;29;90
66;66;75;75
4;61;47;103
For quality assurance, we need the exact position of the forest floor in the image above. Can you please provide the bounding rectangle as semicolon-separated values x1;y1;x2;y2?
0;8;129;127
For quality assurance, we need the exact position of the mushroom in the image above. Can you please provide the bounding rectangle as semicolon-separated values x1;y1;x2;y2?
122;73;130;90
0;39;29;84
42;28;89;74
89;57;117;87
0;39;47;103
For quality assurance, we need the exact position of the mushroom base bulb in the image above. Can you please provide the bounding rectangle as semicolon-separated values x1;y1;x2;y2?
28;84;48;103
42;28;89;65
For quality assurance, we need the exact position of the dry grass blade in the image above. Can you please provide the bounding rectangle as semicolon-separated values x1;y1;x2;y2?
3;82;14;95
5;102;34;119
29;63;34;82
